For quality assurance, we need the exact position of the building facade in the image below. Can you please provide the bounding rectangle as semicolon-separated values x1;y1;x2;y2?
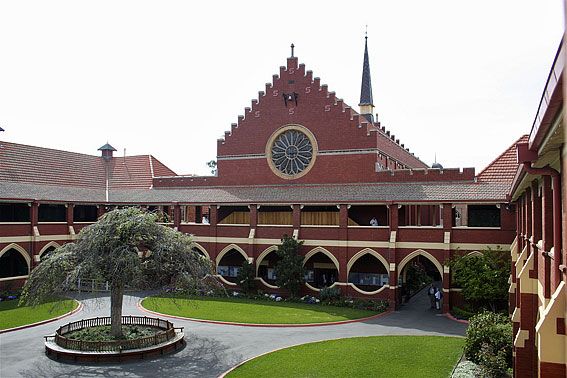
0;40;519;314
509;40;566;377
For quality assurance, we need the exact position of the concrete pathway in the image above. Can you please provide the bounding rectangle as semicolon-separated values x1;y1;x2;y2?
0;289;466;378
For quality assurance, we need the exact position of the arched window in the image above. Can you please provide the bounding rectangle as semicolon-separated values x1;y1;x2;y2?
0;249;29;278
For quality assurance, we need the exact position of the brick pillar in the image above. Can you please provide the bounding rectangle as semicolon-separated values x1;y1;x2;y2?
97;205;105;219
209;206;218;226
442;203;452;313
208;206;218;261
66;204;74;226
248;205;258;261
249;205;258;228
541;177;553;294
29;201;39;269
337;205;349;290
173;203;181;229
516;186;538;378
388;204;399;309
292;204;301;229
525;186;532;246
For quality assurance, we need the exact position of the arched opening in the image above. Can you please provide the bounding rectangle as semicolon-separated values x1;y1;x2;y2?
191;244;209;259
398;251;443;306
0;248;29;278
257;248;281;286
303;249;339;289
40;246;57;261
38;241;61;262
217;249;247;284
348;253;389;293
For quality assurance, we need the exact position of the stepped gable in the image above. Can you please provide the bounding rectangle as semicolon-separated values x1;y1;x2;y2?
175;55;429;188
217;56;378;156
217;56;423;166
477;135;527;186
0;141;106;188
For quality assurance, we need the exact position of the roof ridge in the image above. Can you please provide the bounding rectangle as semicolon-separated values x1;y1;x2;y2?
0;140;101;159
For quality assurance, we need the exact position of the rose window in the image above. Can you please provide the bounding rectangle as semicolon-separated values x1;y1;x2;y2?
270;129;314;176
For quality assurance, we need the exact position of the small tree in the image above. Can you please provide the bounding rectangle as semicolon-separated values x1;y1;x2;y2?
237;260;256;295
20;208;215;338
449;247;510;312
274;235;304;298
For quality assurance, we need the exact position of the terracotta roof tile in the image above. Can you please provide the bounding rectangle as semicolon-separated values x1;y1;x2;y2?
477;135;528;188
0;141;175;191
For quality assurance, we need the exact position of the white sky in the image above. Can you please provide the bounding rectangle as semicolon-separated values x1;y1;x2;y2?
0;1;563;176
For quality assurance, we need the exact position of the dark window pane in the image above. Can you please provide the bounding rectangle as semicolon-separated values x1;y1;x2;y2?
0;203;30;222
468;205;501;227
38;204;66;222
73;205;98;222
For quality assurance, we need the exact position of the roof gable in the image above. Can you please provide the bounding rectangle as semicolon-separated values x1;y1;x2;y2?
477;135;528;186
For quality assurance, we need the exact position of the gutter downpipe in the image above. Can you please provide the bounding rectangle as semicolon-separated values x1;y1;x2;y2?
522;162;562;286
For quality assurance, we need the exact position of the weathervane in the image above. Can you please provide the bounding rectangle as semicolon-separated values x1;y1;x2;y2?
291;43;295;58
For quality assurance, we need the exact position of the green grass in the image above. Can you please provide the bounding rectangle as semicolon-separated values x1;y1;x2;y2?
228;336;465;378
0;298;78;330
141;296;378;324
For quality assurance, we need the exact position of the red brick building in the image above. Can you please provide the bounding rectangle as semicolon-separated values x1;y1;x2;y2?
509;40;566;377
0;39;520;314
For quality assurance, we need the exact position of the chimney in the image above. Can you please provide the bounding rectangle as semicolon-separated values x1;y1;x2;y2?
98;143;117;161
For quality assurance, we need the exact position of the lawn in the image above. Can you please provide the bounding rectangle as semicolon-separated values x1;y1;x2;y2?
0;297;78;330
228;336;465;378
141;296;379;324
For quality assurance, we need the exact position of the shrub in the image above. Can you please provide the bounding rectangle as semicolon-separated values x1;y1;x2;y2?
237;260;256;295
477;343;509;377
452;360;479;378
350;298;388;312
465;311;512;369
451;306;475;320
319;286;341;301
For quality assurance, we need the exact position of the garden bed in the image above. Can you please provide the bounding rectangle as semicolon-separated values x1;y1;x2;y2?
66;325;160;342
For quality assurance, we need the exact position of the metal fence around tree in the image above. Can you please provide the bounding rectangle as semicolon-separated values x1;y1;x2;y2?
53;316;179;352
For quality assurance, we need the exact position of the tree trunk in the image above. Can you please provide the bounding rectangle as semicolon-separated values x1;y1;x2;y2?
110;283;124;338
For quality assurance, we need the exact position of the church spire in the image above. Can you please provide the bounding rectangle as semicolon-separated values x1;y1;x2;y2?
359;31;375;122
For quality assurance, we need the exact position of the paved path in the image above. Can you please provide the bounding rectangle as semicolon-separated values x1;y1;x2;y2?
0;288;466;378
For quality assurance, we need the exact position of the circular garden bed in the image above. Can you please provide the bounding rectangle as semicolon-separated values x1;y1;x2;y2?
45;315;184;362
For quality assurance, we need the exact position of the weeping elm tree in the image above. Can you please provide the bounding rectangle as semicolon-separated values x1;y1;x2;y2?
20;208;215;338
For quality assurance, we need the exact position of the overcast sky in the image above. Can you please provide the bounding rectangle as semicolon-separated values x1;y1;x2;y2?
0;1;563;176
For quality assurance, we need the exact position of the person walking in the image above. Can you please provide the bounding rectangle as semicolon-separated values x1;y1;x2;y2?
434;287;442;310
428;284;436;309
